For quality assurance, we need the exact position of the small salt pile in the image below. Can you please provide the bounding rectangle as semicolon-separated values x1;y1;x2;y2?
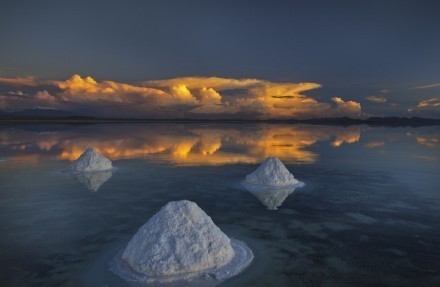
245;157;299;187
69;147;112;172
110;200;253;285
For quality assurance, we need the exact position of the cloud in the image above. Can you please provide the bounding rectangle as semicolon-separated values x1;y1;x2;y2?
0;74;363;119
413;83;440;89
364;141;385;148
330;97;362;117
0;88;58;111
365;96;387;103
0;76;39;87
408;97;440;112
34;90;56;102
145;77;263;90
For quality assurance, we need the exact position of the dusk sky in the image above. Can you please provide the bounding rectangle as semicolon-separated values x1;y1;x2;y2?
0;0;439;118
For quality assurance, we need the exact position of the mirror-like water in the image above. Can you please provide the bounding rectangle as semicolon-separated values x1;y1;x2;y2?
0;123;439;287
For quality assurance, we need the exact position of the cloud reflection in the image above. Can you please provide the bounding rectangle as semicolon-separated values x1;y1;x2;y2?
0;125;362;166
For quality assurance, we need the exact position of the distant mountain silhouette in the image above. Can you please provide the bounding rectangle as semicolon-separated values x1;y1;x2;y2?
2;108;77;117
286;116;440;126
0;113;438;126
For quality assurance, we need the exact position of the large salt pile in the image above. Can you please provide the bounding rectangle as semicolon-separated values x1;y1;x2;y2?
245;157;300;187
69;147;112;172
110;200;253;285
73;171;112;192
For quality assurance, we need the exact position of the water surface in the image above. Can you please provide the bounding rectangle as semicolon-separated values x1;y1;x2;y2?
0;123;439;286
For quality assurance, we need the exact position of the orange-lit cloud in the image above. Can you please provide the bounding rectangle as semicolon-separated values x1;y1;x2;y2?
0;76;39;87
408;97;440;112
0;74;363;119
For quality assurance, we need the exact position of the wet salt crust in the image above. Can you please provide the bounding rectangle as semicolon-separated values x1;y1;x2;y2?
69;147;113;173
109;200;253;285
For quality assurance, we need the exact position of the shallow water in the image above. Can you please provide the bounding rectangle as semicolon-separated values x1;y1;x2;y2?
0;123;439;287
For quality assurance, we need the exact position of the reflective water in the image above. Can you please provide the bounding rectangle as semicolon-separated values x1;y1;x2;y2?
0;123;439;287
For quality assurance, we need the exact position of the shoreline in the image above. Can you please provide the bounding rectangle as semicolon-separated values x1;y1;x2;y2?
0;117;439;127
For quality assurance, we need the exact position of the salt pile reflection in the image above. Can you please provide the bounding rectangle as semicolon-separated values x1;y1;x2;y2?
72;171;112;192
244;184;304;210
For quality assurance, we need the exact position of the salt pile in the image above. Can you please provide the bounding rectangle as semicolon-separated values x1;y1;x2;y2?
245;184;304;210
110;200;253;285
69;147;112;172
73;171;112;192
245;157;300;187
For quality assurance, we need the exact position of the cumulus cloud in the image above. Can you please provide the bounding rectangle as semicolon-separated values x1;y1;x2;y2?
365;96;387;103
0;90;58;110
0;74;363;119
330;97;362;116
34;90;57;102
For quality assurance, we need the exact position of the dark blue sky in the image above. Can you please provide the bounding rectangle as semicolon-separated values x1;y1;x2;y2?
0;0;439;118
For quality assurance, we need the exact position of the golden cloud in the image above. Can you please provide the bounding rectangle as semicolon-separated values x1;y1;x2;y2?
0;74;362;119
52;74;169;103
408;97;440;112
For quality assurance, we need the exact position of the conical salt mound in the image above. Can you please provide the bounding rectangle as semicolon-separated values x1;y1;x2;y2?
245;157;299;187
123;200;233;275
69;147;112;172
110;200;253;285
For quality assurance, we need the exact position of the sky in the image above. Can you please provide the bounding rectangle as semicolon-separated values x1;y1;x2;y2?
0;0;439;119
